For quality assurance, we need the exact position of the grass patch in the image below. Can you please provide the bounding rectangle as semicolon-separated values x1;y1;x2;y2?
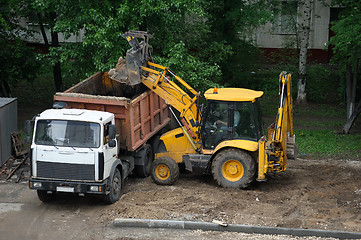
295;119;344;129
294;103;345;119
295;129;361;160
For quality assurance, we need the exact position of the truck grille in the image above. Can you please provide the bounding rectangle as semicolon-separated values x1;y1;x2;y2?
37;161;95;181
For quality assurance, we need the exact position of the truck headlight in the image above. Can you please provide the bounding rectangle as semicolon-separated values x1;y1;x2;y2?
33;182;42;188
90;186;99;192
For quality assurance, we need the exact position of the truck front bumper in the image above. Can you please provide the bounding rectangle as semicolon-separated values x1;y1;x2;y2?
29;178;108;195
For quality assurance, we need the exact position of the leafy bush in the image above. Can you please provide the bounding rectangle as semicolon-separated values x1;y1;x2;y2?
306;64;341;104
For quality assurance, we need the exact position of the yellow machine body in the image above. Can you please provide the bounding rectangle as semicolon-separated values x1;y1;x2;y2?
121;31;295;188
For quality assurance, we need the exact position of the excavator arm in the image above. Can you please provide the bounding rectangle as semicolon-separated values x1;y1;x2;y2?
273;72;294;147
258;72;295;181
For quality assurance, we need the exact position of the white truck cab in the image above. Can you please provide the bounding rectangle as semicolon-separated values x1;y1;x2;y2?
28;108;133;203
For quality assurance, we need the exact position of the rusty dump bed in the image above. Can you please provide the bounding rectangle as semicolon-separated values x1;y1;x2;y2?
54;72;171;152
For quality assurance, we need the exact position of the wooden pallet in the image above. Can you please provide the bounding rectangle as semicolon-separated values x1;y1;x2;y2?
11;132;29;157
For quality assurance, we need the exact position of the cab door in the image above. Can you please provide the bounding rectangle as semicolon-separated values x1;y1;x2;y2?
201;101;231;149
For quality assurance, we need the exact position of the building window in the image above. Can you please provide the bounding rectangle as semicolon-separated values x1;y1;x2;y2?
272;1;298;35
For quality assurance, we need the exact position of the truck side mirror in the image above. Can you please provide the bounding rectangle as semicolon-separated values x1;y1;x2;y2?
25;120;31;143
108;124;116;139
108;139;116;148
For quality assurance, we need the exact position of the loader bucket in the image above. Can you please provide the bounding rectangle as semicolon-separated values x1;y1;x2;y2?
125;48;143;85
108;48;143;86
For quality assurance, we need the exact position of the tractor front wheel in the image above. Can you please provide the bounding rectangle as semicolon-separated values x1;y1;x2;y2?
151;157;179;185
212;149;256;189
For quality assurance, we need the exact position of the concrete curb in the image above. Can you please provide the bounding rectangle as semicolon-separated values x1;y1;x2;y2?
113;218;361;239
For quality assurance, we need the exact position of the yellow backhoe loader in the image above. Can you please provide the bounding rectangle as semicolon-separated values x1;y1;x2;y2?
111;30;295;188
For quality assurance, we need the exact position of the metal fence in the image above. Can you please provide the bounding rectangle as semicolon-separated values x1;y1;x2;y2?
0;98;17;166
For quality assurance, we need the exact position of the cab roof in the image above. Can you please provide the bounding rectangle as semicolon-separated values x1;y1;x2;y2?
37;108;113;124
204;88;264;102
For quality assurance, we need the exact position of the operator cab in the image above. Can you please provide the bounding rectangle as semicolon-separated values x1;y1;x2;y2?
202;88;264;149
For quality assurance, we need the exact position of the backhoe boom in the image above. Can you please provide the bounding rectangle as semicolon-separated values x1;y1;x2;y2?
258;72;295;181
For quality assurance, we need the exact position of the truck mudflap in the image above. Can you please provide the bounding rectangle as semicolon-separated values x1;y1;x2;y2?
29;178;107;195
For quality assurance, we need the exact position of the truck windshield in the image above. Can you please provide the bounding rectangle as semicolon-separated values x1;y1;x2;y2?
35;120;101;148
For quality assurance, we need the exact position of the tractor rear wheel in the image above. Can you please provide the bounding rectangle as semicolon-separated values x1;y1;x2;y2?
151;157;179;185
212;149;256;189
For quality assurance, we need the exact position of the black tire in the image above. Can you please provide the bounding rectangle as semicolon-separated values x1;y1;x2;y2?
134;144;153;178
104;168;122;204
37;190;55;203
212;149;256;189
151;156;179;185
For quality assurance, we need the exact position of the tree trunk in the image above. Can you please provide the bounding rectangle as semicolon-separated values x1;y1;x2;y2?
345;63;352;118
49;12;63;92
0;76;12;97
350;59;358;116
38;12;63;92
343;98;361;134
343;58;359;133
37;13;49;47
51;29;62;92
296;0;313;105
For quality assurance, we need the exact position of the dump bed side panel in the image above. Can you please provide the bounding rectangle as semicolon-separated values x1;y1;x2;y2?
127;90;170;151
54;72;170;151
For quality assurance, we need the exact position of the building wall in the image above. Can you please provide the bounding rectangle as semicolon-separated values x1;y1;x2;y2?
253;0;332;63
0;98;17;166
18;17;84;44
255;1;330;49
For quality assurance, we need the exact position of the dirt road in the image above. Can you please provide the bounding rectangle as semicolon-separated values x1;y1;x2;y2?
0;157;360;239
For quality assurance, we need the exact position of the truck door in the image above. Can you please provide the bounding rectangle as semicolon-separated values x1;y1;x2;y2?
101;122;117;180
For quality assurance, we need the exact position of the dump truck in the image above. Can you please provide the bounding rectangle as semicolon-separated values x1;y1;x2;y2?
114;30;296;188
27;72;171;203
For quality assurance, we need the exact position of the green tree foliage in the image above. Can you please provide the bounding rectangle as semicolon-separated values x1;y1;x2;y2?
48;0;274;91
203;0;272;87
154;41;221;92
2;0;274;94
329;1;361;64
0;0;40;97
51;0;222;91
328;1;361;133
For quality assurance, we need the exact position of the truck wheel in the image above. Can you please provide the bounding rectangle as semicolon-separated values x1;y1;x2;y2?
134;144;153;178
37;190;55;203
105;168;122;204
151;157;179;185
212;149;256;189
